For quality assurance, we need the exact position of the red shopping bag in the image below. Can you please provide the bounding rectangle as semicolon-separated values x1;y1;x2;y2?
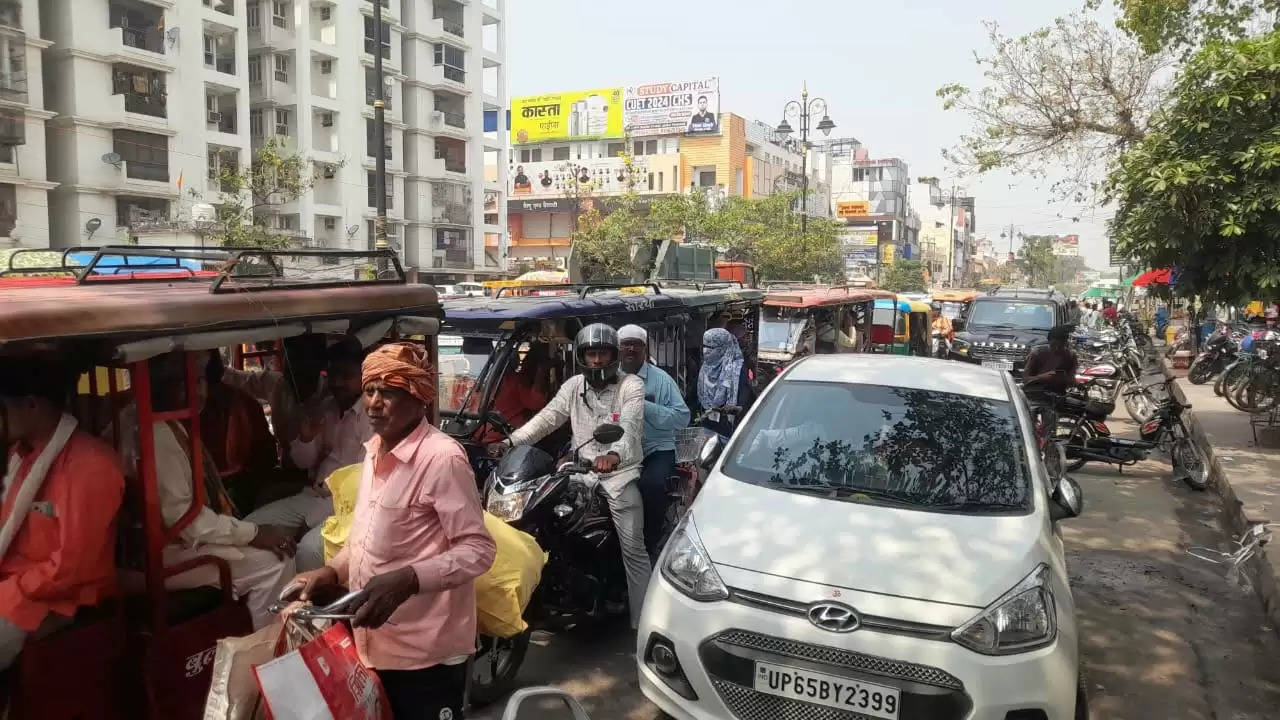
254;623;391;720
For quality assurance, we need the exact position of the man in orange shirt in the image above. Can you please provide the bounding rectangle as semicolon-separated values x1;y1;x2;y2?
0;358;125;669
291;343;494;719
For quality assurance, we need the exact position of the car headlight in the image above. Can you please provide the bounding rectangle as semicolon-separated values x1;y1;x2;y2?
661;516;728;602
952;564;1056;655
487;488;533;522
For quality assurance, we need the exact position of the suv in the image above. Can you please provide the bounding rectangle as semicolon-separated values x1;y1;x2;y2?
952;288;1077;373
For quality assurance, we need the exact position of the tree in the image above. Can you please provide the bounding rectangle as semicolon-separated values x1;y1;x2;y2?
1017;235;1058;287
1093;0;1280;55
939;15;1172;197
201;138;330;249
571;196;649;281
882;260;927;292
1106;30;1280;303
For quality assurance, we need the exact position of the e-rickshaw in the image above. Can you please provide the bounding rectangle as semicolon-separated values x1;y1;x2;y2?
757;286;894;377
0;246;442;720
659;283;765;394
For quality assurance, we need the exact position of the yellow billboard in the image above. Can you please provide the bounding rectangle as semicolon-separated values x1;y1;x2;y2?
511;87;624;144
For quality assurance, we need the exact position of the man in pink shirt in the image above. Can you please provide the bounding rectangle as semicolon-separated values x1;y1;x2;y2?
290;342;495;719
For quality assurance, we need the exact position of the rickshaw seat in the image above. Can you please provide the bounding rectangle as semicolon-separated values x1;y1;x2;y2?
11;602;128;719
870;326;894;345
124;586;227;627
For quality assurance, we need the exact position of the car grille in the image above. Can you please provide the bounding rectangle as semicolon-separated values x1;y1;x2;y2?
712;630;963;690
711;678;883;720
968;342;1029;363
728;589;954;642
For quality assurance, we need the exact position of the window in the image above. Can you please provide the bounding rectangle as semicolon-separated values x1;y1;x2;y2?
433;43;465;82
647;172;654;190
518;148;541;163
699;169;716;187
207;147;218;179
274;108;289;136
657;171;663;191
320;112;333;127
722;381;1031;514
247;2;260;27
273;54;288;82
247;56;262;83
607;143;624;158
272;0;288;27
363;16;391;59
552;146;570;161
203;34;215;66
319;59;332;74
319;6;331;21
114;130;169;182
323;217;337;230
249;109;263;136
632;139;659;156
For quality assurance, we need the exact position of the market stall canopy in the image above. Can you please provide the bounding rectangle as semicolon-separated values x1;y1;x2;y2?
1080;287;1112;299
516;270;569;283
1131;268;1172;287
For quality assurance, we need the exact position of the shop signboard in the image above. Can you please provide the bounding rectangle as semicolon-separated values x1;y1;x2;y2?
511;87;624;144
624;77;720;137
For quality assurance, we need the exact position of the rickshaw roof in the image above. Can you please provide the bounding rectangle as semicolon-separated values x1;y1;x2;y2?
0;247;442;348
764;287;894;308
660;285;765;308
932;289;980;302
442;287;686;325
874;297;913;312
902;298;933;314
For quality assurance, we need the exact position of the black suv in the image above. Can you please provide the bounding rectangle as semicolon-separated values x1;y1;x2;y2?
951;288;1078;373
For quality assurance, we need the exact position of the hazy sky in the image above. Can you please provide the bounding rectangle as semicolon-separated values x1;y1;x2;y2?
508;0;1116;270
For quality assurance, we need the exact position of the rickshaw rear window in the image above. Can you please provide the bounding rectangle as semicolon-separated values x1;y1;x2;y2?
438;334;498;414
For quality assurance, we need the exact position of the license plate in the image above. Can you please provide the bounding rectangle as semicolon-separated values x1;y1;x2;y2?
753;661;900;719
982;359;1014;371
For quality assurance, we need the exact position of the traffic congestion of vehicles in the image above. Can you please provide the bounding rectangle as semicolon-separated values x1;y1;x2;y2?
0;251;1242;720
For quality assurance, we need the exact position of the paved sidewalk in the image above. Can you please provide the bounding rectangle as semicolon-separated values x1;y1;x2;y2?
1172;373;1280;630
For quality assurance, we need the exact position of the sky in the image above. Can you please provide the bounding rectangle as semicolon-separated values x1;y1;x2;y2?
507;0;1117;270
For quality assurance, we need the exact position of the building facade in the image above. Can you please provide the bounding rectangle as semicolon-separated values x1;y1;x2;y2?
826;140;918;278
37;0;505;277
0;0;52;249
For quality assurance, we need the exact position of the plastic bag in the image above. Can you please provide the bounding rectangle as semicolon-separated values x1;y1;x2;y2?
202;623;280;720
320;464;363;563
255;623;390;720
476;512;546;638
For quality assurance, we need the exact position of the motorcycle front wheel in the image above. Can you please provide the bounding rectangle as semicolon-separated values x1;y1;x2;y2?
1172;437;1209;491
1187;356;1216;385
469;629;533;707
1064;422;1094;473
1123;387;1158;424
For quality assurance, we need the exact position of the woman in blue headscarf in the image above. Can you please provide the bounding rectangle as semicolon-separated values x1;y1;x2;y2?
697;328;750;436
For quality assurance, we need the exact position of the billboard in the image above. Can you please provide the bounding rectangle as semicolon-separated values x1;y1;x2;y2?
624;77;720;137
510;157;648;197
511;87;624;144
1052;234;1079;257
836;201;870;219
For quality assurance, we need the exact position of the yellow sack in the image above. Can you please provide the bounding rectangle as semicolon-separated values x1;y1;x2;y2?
320;464;363;564
320;462;544;638
476;512;545;638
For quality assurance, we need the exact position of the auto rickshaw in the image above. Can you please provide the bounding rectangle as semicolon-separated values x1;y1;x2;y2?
0;246;443;720
931;289;981;327
904;298;933;356
756;286;894;376
660;282;765;394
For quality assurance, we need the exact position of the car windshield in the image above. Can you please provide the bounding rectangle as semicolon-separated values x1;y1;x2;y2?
722;380;1031;514
438;334;499;414
760;318;807;352
968;300;1054;331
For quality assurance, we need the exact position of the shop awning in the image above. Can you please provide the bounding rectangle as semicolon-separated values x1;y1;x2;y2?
1131;268;1172;287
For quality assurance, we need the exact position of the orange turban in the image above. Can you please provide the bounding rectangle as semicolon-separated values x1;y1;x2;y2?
361;342;436;406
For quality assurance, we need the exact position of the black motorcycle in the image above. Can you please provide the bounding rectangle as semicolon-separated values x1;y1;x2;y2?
1188;324;1242;385
1058;378;1208;490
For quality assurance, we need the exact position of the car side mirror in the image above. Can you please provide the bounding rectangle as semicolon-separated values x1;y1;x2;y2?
698;434;723;470
592;423;624;445
1050;475;1083;521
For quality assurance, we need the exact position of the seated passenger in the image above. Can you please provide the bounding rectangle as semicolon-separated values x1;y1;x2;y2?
201;351;277;512
221;334;327;465
481;346;551;444
0;358;125;669
140;352;296;629
244;338;370;572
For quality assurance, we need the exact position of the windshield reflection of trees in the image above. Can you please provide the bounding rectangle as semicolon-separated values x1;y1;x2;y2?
759;386;1029;510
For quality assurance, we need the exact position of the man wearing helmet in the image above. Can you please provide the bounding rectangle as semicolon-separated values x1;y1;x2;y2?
486;323;651;627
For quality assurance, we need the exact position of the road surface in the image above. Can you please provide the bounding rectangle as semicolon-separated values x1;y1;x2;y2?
475;415;1280;720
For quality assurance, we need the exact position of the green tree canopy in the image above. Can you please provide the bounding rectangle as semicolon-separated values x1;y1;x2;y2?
1017;235;1058;287
201;138;329;249
1106;30;1280;303
1093;0;1280;55
883;260;927;292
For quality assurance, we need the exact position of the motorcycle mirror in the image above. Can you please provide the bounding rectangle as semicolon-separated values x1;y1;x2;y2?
1050;476;1084;521
698;434;724;470
591;423;624;445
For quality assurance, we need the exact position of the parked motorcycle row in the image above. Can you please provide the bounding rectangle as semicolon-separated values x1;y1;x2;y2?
1188;321;1280;415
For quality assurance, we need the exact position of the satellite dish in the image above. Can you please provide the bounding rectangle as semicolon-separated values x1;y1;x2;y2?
191;203;217;222
101;152;122;167
165;27;180;47
85;217;102;242
345;224;360;237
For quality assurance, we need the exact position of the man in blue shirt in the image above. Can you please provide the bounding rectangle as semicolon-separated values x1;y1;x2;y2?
618;324;690;558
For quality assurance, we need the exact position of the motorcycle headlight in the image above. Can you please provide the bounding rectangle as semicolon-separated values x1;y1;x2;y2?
661;516;728;602
952;565;1056;655
487;488;533;522
1260;348;1270;360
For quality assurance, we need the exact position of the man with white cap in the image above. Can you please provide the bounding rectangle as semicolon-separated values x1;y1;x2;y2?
617;324;690;559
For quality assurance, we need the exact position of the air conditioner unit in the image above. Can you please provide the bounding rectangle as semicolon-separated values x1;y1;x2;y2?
207;111;221;124
321;165;336;179
320;113;333;127
323;217;336;230
430;111;444;125
274;123;288;136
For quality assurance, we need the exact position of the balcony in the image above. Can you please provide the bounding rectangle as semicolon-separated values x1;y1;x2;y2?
433;0;465;38
0;70;26;105
365;86;392;111
123;160;169;183
111;1;166;55
204;0;235;15
114;65;167;119
0;1;19;31
248;4;295;48
434;227;471;269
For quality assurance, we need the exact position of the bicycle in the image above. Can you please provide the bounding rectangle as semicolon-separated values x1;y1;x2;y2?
1186;523;1278;593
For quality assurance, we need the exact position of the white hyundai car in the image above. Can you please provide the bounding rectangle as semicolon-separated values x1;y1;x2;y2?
638;355;1086;720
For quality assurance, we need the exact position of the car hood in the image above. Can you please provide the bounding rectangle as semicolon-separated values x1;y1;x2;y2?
957;327;1049;347
694;474;1048;608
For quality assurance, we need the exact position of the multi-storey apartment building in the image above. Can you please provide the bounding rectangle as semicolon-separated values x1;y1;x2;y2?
0;0;54;249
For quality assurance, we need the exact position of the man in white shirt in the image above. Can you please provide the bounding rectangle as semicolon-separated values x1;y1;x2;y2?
129;352;297;629
244;337;371;570
221;334;327;465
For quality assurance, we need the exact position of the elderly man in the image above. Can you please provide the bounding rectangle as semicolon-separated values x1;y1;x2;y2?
0;359;125;669
244;337;371;571
617;325;689;559
290;343;495;720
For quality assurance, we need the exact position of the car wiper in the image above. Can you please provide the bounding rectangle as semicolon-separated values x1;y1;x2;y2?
775;483;916;505
931;500;1028;512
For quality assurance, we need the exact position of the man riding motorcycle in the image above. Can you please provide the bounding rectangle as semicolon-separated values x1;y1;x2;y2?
930;302;954;358
486;324;651;628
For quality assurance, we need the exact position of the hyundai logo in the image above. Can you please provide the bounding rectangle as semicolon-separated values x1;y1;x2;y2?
807;602;861;633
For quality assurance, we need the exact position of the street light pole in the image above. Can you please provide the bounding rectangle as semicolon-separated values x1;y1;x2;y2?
776;84;835;236
373;0;388;272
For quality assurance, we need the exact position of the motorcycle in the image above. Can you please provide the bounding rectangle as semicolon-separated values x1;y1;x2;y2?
931;331;951;359
1188;324;1243;385
1058;377;1208;490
